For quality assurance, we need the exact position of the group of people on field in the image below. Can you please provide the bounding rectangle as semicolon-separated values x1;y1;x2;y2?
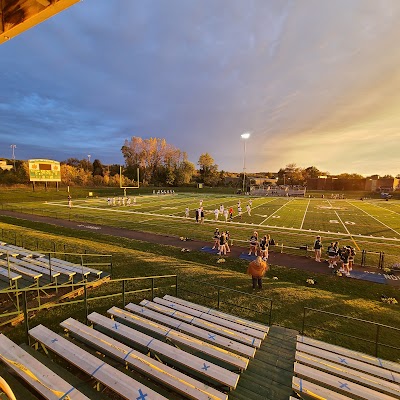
313;236;356;277
211;228;232;255
186;199;253;223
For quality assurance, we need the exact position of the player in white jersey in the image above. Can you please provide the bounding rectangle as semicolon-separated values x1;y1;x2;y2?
185;207;190;218
246;204;251;216
214;208;219;221
223;208;229;222
219;204;224;214
238;206;242;219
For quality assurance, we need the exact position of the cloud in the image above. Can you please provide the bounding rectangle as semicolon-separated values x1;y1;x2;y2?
1;0;400;175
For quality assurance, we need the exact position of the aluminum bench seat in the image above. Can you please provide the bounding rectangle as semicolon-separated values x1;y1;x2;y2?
296;351;400;398
87;312;239;390
126;302;255;358
297;335;400;374
296;342;400;384
292;376;353;400
28;325;167;400
61;318;228;400
0;334;89;400
154;297;265;340
149;298;261;348
108;306;249;371
0;259;42;282
21;257;76;281
294;362;396;400
163;295;269;334
7;257;60;280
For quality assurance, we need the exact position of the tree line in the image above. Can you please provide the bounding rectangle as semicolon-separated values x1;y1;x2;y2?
0;137;398;187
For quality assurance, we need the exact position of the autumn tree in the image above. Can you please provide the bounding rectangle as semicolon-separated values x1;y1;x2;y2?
198;153;220;186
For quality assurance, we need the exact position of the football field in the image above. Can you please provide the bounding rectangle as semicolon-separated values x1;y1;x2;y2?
33;193;400;267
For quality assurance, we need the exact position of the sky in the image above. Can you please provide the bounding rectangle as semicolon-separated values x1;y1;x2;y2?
1;0;400;176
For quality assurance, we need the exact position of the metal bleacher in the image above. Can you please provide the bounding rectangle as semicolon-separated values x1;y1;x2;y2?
293;334;400;400
1;293;399;399
0;295;272;399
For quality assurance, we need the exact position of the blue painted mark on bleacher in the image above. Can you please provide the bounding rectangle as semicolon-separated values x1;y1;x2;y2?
252;338;255;346
139;308;146;313
391;371;396;382
243;327;248;331
136;388;148;400
176;322;182;329
201;363;210;371
171;310;177;316
51;338;58;343
206;308;212;313
142;300;149;306
113;323;119;330
169;303;176;308
338;357;348;364
378;358;383;367
91;362;105;377
59;386;75;399
299;378;303;392
338;381;351;390
146;338;154;348
124;349;135;360
164;328;172;337
208;334;216;341
190;317;195;324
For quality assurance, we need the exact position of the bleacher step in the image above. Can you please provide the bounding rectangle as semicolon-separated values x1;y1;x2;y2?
231;325;297;400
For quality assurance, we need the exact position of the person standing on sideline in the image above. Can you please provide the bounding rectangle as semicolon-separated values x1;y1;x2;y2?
347;246;355;271
259;235;270;261
225;231;231;253
200;207;205;224
238;205;243;219
199;199;203;207
212;228;220;250
314;236;322;262
214;208;219;221
248;231;259;256
247;256;268;290
218;231;227;256
185;207;190;219
195;208;199;223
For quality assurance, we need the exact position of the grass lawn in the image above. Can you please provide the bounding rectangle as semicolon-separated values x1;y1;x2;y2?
0;213;399;363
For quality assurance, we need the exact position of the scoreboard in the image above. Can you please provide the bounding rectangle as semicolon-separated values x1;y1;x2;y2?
28;159;61;182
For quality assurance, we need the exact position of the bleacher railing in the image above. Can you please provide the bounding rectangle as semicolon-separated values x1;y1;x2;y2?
301;307;400;360
0;274;178;344
178;280;273;326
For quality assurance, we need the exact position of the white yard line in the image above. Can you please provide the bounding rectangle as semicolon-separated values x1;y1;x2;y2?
300;198;311;230
346;200;400;237
260;198;294;225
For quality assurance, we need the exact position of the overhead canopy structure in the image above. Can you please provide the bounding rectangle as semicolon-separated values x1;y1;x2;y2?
0;0;80;45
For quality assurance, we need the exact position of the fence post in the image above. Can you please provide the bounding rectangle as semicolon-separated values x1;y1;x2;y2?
48;253;52;278
361;250;366;267
84;285;88;324
375;324;380;357
23;291;30;345
122;280;126;308
301;308;307;335
379;252;385;269
268;300;273;326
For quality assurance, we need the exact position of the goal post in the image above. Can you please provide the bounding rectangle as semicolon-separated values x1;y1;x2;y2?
119;166;140;196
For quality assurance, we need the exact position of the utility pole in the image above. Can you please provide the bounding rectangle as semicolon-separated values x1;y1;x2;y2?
10;144;16;169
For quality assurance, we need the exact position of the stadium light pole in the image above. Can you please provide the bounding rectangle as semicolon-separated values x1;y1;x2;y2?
10;144;16;169
87;154;91;163
241;132;251;193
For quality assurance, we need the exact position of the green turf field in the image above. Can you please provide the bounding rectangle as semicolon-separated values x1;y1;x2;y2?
3;191;400;268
